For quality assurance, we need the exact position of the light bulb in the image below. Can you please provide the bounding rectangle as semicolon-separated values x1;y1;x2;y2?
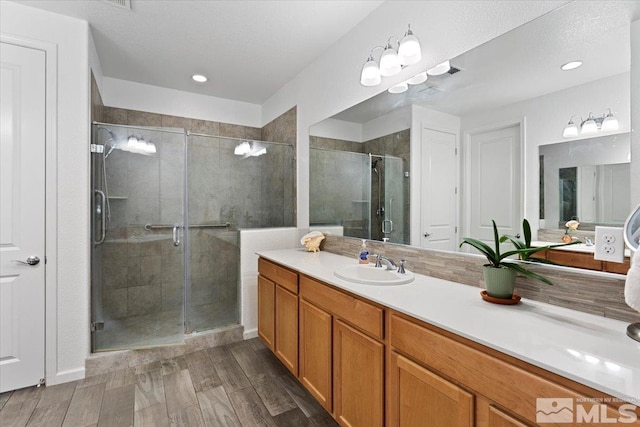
398;25;421;65
601;110;619;131
427;60;450;76
406;71;427;85
562;119;578;138
388;82;408;94
360;55;381;86
380;45;401;77
581;114;598;134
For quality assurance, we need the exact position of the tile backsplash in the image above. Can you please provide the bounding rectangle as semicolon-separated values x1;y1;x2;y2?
322;235;640;323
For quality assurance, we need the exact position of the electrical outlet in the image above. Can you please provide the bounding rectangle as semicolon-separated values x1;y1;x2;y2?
594;226;624;263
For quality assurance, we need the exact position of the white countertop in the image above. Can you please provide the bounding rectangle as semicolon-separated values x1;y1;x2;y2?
257;248;640;403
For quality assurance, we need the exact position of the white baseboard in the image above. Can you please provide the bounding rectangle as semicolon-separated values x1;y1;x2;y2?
47;367;85;386
243;328;258;340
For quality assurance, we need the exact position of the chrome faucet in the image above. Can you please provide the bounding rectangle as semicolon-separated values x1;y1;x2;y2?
397;259;407;274
374;254;397;271
585;237;594;246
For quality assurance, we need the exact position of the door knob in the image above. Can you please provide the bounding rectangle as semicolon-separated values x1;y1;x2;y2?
12;256;40;266
424;232;431;238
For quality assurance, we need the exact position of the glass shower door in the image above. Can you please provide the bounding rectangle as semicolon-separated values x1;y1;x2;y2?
383;155;406;244
91;123;186;351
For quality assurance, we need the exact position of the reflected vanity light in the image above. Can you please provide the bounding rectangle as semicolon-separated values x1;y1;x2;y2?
360;24;422;87
234;140;267;157
388;81;408;94
427;60;450;76
119;135;156;155
562;109;619;137
561;60;583;71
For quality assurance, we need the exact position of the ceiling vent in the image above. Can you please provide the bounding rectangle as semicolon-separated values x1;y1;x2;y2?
447;66;461;75
102;0;131;9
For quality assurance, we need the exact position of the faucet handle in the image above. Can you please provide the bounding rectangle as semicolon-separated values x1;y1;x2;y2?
370;254;382;268
398;259;406;274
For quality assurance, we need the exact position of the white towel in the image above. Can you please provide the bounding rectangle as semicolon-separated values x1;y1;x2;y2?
625;249;640;312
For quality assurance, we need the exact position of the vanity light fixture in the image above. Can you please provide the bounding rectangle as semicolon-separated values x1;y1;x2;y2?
234;141;251;156
427;60;450;76
192;74;208;83
562;109;619;137
561;60;582;71
360;24;421;87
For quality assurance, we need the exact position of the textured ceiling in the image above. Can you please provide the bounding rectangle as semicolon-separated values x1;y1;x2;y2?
333;1;640;124
17;0;383;104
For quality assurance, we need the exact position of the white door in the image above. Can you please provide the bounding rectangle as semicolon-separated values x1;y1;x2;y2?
577;165;596;223
420;128;457;250
0;42;46;392
468;124;521;245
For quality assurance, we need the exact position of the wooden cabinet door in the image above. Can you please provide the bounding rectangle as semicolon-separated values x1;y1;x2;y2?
275;284;298;375
389;351;474;427
257;275;275;350
300;299;333;411
334;319;383;427
488;405;531;427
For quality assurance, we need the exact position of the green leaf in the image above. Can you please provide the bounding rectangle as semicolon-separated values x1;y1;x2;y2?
492;220;501;260
460;238;498;266
523;219;532;247
499;235;525;250
506;263;554;286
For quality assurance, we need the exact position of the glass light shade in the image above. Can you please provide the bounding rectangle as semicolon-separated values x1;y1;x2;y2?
407;71;427;85
380;46;401;77
601;114;619;131
234;141;251;156
398;32;421;65
562;122;579;137
581;116;598;134
360;57;381;86
146;143;157;154
427;60;451;76
126;136;139;152
388;82;408;94
251;147;267;157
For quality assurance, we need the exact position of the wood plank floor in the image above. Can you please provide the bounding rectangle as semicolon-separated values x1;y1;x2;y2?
0;338;339;427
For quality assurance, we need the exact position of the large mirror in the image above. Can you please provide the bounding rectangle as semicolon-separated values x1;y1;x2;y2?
309;1;638;273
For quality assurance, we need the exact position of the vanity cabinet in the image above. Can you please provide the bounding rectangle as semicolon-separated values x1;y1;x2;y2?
257;258;298;375
299;275;385;427
388;311;636;427
532;248;630;274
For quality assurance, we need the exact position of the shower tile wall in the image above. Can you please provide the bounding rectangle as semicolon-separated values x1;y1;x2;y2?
309;129;411;243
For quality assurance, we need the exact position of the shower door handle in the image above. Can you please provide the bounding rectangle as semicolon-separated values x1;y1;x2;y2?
173;225;181;247
382;219;393;234
94;189;107;245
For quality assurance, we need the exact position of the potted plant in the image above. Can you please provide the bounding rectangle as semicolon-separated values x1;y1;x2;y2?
500;219;581;264
460;220;555;299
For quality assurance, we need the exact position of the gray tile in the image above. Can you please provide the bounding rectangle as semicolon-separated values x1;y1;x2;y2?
26;401;70;427
134;403;169;427
163;370;198;414
98;384;135;427
62;383;105;427
134;369;165;411
0;398;38;427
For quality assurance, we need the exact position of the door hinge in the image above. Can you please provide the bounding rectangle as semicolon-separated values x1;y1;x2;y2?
90;144;104;153
91;322;104;332
455;226;458;233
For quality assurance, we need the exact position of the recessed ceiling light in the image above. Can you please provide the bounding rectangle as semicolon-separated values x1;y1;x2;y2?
192;74;208;83
561;61;582;71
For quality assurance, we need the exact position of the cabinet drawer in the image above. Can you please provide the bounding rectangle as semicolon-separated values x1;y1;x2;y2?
300;275;383;340
390;313;625;425
258;258;298;293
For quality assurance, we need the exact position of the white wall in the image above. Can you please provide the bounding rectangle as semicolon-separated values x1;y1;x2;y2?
239;228;301;339
102;77;262;128
88;29;103;96
1;1;91;385
261;0;568;230
310;118;363;142
362;106;411;142
460;72;630;237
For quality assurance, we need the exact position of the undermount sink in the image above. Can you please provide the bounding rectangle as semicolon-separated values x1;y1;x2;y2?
334;263;414;285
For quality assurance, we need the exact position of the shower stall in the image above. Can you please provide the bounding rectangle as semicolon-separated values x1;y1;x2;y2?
91;123;294;352
309;148;408;244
